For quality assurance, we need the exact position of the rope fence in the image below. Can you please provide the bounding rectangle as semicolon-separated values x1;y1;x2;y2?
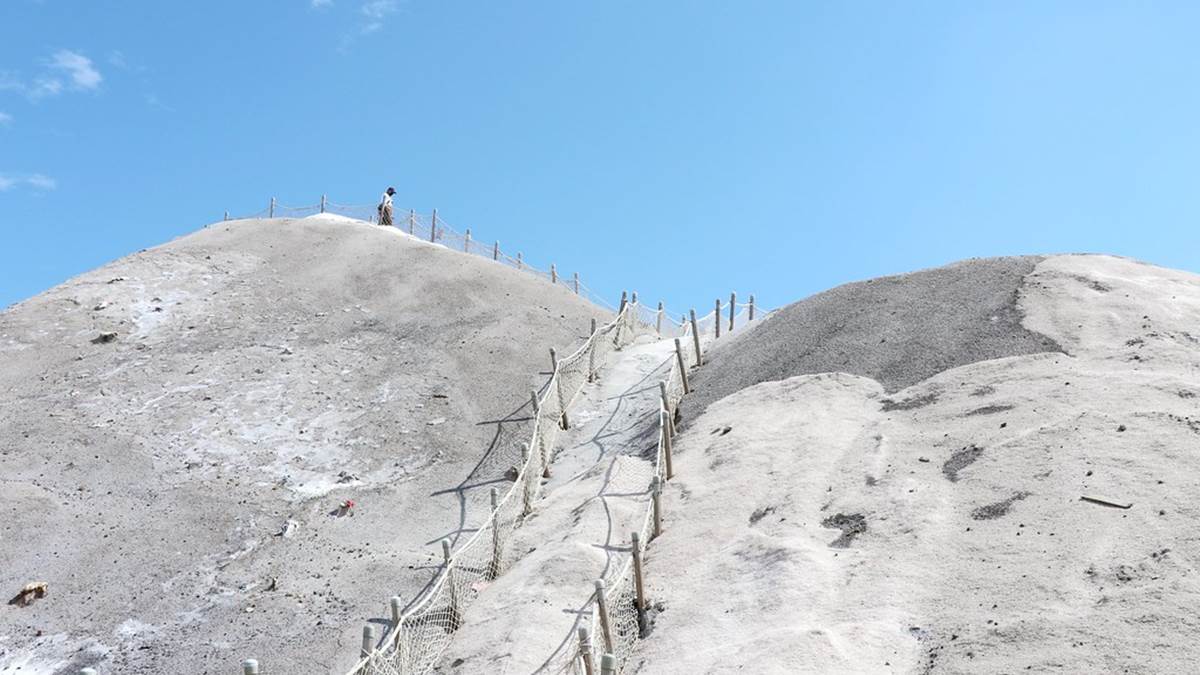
216;196;777;675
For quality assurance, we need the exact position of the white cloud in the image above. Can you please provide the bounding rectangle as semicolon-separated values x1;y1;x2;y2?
27;174;57;191
311;0;333;7
50;50;102;90
29;77;63;100
0;112;11;126
361;0;396;19
0;173;55;192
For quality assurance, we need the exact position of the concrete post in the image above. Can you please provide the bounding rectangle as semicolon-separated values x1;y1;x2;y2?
241;660;259;675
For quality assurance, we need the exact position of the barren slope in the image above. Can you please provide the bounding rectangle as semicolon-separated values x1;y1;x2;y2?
636;255;1200;673
0;216;609;674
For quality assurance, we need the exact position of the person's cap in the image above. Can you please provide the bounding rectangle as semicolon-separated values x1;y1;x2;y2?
386;186;396;194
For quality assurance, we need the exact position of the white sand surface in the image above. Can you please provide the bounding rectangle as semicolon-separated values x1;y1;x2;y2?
0;217;610;674
631;255;1200;673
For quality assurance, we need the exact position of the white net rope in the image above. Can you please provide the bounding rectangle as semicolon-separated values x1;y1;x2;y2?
344;305;642;675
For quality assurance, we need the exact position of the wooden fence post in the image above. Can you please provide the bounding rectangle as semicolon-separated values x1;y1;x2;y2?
749;294;756;321
493;240;500;261
631;531;647;633
578;626;597;675
320;194;327;214
729;291;736;332
408;209;415;235
661;409;675;479
594;580;615;653
269;197;275;218
531;390;541;416
656;301;664;335
618;291;628;313
520;444;533;516
550;348;569;429
442;538;460;628
489;487;501;578
224;210;229;221
573;272;580;294
657;381;676;437
689;310;702;367
430;208;438;242
465;228;471;252
241;660;259;675
674;338;691;394
600;653;617;675
390;595;403;628
631;291;638;305
361;624;375;658
517;252;523;270
652;476;663;538
588;318;597;382
715;299;722;339
551;264;558;284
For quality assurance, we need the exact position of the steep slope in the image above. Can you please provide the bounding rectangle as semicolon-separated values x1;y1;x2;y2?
0;216;609;674
635;255;1200;673
682;256;1063;421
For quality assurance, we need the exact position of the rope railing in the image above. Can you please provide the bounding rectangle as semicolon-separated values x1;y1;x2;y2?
221;196;778;675
224;197;622;310
342;301;644;675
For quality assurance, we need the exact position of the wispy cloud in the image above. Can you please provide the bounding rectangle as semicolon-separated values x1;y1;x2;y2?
0;173;57;193
27;174;57;191
311;0;333;7
50;50;102;90
360;0;398;33
1;50;102;101
0;112;11;126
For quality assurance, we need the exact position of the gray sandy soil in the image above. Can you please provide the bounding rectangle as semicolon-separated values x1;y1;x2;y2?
683;257;1064;421
0;216;609;674
633;255;1200;673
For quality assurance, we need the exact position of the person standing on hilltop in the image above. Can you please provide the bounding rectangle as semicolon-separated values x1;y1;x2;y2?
377;186;396;226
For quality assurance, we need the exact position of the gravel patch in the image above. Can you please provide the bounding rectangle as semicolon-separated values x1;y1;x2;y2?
684;257;1063;421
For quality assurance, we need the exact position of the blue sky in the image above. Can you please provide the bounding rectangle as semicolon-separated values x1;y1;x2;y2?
2;1;1198;312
